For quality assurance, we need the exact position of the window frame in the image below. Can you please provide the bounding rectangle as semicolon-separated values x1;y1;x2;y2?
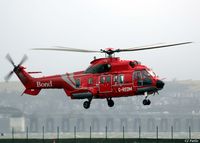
88;77;93;85
75;78;81;88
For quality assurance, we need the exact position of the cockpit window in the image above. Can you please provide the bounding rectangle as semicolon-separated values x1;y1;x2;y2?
147;69;156;77
134;71;142;80
85;64;111;74
133;70;152;86
133;70;152;80
141;70;151;79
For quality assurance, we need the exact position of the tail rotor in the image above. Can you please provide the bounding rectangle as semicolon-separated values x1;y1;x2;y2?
18;55;28;67
5;54;28;81
6;54;16;67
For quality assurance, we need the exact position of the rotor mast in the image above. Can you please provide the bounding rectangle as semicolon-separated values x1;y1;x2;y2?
101;48;119;58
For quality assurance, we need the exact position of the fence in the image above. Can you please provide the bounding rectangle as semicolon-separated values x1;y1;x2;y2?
0;125;199;140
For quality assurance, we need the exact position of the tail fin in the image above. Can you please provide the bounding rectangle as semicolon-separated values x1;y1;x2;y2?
15;66;41;96
5;54;41;96
14;66;32;87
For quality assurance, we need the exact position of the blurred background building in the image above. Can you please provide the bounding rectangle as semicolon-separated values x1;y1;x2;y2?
0;80;200;133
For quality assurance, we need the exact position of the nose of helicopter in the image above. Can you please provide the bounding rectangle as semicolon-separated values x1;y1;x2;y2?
156;80;165;89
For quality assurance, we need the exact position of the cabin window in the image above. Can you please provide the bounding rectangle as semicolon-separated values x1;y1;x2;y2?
118;75;124;84
113;75;118;82
106;76;111;83
113;75;124;84
75;79;81;88
100;76;105;83
88;78;93;85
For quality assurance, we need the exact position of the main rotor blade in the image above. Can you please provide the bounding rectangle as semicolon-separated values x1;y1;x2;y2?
4;71;14;81
118;42;192;52
32;47;100;53
18;55;28;66
6;54;15;67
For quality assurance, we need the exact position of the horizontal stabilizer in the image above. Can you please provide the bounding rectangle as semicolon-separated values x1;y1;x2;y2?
22;89;41;96
28;71;42;74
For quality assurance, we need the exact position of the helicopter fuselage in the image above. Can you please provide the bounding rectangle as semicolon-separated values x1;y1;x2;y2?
13;57;164;109
6;42;191;109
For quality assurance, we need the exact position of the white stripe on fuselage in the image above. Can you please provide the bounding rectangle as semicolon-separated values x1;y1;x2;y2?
61;74;76;89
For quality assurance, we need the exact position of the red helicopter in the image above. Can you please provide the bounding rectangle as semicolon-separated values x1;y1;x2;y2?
5;42;191;109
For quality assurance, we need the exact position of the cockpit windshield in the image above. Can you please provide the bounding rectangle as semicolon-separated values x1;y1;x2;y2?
141;70;151;78
146;69;156;77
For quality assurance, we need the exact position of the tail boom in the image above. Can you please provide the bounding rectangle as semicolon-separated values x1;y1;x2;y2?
15;66;76;96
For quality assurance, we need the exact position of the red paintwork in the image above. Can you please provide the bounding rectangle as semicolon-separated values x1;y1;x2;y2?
14;56;162;100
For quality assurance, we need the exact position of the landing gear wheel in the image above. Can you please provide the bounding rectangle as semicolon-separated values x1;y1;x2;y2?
83;101;90;109
143;99;151;105
147;99;151;105
143;99;147;105
107;99;114;107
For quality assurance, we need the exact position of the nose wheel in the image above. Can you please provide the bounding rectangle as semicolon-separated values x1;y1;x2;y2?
143;92;151;105
107;98;114;107
83;98;92;109
143;99;151;105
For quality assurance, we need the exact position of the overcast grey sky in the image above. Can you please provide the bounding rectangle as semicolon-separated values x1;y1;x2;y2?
0;0;199;81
